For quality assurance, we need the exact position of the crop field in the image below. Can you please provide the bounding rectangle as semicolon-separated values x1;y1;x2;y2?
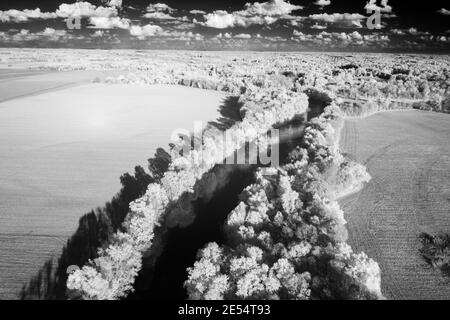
339;110;450;299
0;68;225;299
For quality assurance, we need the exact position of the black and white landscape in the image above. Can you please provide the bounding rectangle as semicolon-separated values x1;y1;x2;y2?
0;0;449;301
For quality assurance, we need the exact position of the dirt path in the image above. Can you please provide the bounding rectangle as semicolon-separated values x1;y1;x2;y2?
339;110;450;300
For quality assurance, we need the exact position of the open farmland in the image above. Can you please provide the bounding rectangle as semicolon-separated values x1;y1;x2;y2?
339;110;450;299
0;69;225;299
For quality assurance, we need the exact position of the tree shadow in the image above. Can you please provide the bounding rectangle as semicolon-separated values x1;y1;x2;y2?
19;148;171;300
20;94;244;300
208;96;243;131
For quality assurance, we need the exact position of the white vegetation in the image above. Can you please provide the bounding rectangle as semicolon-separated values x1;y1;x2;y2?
1;49;447;107
67;184;168;299
185;106;381;300
67;78;310;300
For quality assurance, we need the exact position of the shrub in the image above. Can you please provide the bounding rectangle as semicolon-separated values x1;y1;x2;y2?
419;233;450;276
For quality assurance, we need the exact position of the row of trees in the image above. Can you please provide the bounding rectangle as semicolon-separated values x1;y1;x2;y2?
66;84;310;299
6;49;449;108
101;52;449;116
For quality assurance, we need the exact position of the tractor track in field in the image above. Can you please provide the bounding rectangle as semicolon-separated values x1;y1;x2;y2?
339;110;450;300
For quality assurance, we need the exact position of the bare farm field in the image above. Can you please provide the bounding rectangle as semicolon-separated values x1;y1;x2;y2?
339;110;450;299
0;68;225;299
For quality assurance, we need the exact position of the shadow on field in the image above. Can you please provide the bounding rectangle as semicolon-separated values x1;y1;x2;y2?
208;96;243;131
19;149;171;300
19;96;247;300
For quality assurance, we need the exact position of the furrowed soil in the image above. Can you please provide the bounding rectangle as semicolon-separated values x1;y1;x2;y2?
339;110;450;300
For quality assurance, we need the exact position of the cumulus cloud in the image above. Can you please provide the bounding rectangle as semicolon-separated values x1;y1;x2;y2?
363;33;390;43
309;13;366;28
3;27;79;42
364;0;392;13
311;23;327;29
56;2;117;18
190;10;206;15
43;27;58;36
106;0;123;8
19;29;30;35
92;30;105;37
215;32;232;39
234;33;252;39
201;10;277;28
200;0;303;28
0;8;57;23
202;11;237;28
41;28;72;41
408;28;418;35
129;24;163;39
292;29;389;47
314;0;331;7
147;3;176;13
242;0;303;16
408;28;421;36
437;8;450;16
390;28;405;35
144;3;182;21
89;17;130;29
0;2;123;24
144;11;177;20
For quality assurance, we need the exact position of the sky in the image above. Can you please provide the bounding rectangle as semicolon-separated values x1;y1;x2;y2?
0;0;449;52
